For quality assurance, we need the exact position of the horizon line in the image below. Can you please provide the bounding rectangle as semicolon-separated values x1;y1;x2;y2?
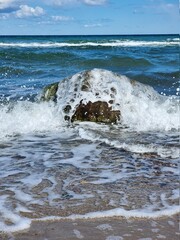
0;33;179;37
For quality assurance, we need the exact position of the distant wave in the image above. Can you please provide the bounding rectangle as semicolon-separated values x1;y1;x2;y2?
0;40;179;48
168;37;179;41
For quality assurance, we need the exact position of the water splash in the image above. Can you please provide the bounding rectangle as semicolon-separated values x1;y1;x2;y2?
0;69;179;140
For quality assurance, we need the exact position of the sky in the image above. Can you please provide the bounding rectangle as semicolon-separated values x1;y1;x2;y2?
0;0;179;35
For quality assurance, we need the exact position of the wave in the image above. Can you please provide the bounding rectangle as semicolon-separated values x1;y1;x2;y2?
0;39;179;48
55;69;179;131
167;37;179;41
0;66;32;77
110;56;153;67
75;57;153;70
0;69;179;141
0;69;179;234
0;101;63;139
0;51;77;61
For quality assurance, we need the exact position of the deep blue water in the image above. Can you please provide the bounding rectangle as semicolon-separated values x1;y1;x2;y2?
0;34;179;101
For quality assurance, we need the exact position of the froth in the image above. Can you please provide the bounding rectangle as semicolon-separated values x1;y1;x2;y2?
56;68;180;132
0;101;63;140
39;205;180;222
0;69;179;139
0;195;31;232
78;127;180;159
0;130;179;233
0;39;178;48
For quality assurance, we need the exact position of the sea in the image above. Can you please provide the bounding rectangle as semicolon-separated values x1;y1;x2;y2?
0;35;179;234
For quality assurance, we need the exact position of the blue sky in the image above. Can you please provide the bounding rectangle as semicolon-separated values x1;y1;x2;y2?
0;0;179;35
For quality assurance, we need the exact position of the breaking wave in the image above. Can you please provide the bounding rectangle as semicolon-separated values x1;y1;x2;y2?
0;39;179;48
0;69;179;234
0;69;179;140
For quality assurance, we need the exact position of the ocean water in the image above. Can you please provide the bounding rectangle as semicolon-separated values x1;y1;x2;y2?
0;35;179;233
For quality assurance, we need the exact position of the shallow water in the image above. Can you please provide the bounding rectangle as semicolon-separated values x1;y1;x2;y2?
0;125;179;232
0;35;179;233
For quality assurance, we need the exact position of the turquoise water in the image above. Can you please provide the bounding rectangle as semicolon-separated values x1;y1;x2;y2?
0;35;179;234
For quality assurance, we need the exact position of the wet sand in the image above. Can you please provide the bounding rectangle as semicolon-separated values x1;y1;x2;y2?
1;214;179;240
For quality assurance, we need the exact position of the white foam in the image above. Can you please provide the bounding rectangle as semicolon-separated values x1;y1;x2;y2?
14;189;33;202
0;101;63;140
96;223;113;231
0;69;179;140
39;204;180;222
0;40;178;48
162;166;179;174
0;217;31;233
138;238;152;240
59;142;101;169
56;69;180;132
89;169;127;184
78;128;179;159
168;220;175;226
0;69;179;234
73;229;84;239
0;195;31;233
106;236;123;240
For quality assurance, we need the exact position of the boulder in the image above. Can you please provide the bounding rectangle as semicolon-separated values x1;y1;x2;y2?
71;100;120;124
41;69;122;124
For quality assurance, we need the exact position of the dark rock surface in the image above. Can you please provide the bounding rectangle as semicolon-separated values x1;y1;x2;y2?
71;100;120;124
41;82;59;102
41;69;122;124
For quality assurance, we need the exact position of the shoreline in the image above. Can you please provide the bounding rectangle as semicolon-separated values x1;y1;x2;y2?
1;214;179;240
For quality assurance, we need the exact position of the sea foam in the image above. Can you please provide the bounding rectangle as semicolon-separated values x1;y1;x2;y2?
0;69;179;140
0;69;179;234
56;68;180;131
0;101;63;140
0;39;179;48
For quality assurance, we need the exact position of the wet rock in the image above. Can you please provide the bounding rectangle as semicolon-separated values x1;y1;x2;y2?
41;82;59;102
71;100;120;124
41;69;122;124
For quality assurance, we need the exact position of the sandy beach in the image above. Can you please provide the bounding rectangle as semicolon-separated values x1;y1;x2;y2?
1;214;179;240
